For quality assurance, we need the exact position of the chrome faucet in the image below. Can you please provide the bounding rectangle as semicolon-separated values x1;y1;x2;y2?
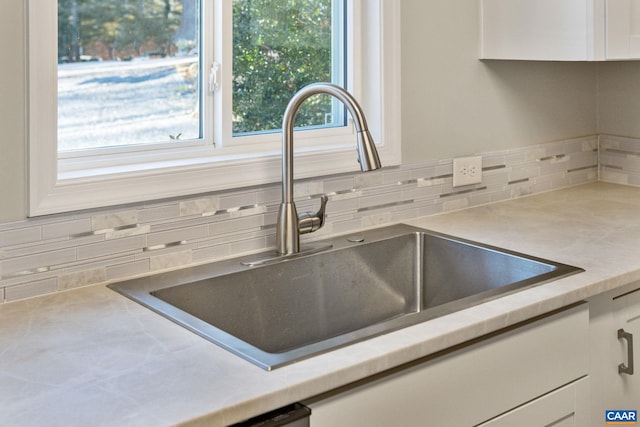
276;83;382;255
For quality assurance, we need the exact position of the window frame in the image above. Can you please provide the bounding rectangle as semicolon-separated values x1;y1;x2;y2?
28;0;401;216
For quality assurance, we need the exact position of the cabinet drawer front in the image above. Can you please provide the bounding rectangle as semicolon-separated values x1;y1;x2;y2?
477;377;589;427
308;304;589;427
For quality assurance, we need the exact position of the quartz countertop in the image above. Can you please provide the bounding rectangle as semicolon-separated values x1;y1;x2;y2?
2;182;640;426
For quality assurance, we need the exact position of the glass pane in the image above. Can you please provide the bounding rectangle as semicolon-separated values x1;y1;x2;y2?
57;0;201;152
232;0;345;135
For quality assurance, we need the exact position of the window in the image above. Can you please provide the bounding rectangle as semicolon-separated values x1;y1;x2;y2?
57;0;203;151
29;0;401;216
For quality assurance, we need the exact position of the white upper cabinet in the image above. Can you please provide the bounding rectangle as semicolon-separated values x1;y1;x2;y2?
480;0;640;61
607;0;640;58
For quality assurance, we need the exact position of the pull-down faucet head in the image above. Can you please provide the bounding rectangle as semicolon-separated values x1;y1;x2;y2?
356;128;381;172
277;83;382;255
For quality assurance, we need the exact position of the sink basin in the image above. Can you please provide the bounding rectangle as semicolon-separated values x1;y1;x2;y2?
108;224;582;370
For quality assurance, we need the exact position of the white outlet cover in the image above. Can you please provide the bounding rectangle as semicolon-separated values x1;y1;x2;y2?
453;156;483;187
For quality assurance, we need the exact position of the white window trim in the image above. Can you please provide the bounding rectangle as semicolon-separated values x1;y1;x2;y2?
28;0;401;216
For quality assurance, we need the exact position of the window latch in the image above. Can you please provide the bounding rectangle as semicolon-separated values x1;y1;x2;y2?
209;62;221;93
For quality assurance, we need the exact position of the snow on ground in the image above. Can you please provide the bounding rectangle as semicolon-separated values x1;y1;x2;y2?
57;57;200;151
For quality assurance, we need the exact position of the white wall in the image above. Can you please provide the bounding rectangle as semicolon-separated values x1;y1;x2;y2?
0;0;26;222
0;0;603;222
400;0;597;162
597;62;640;137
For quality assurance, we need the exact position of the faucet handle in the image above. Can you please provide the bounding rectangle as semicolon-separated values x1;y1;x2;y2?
298;195;328;235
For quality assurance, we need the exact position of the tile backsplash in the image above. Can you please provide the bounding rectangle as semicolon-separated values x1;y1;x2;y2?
0;135;602;303
599;134;640;186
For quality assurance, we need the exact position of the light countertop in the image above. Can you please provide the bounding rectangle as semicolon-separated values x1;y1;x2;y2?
2;182;640;426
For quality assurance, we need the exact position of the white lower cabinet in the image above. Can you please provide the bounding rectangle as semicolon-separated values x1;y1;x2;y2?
590;283;640;426
305;304;589;426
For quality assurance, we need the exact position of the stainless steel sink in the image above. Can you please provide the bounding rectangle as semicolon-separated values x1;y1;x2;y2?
108;224;582;370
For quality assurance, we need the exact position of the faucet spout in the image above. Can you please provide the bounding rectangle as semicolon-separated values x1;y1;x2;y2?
276;83;382;255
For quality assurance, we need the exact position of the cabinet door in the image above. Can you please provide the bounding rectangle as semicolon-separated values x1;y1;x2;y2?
480;0;592;60
591;285;640;426
606;0;640;59
611;288;640;405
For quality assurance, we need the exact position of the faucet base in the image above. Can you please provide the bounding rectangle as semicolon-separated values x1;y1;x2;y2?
241;243;333;267
276;202;300;255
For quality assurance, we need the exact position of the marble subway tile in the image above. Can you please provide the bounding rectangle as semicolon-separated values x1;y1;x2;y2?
256;186;281;205
541;141;568;157
58;268;107;291
508;165;538;183
327;189;363;202
210;215;264;235
4;234;103;259
326;197;359;215
149;214;220;233
139;203;181;223
391;208;420;223
5;278;58;302
331;218;364;234
323;176;355;194
524;146;547;162
360;212;393;228
358;190;402;210
539;160;570;177
229;236;269;255
179;197;220;217
416;175;448;187
147;225;209;248
489;189;513;203
416;202;443;218
1;248;77;277
406;162;437;178
442;197;469;212
0;226;42;247
568;150;598;169
149;250;193;271
91;211;139;231
505;150;527;167
569;168;597;185
481;152;507;169
382;168;413;185
294;180;324;197
354;170;385;188
579;137;598;153
602;169;630;185
435;162;454;178
401;183;442;202
42;218;92;240
192;244;231;264
531;178;555;194
228;205;267;219
468;192;496;207
219;192;257;210
106;260;150;281
104;225;151;240
77;236;146;260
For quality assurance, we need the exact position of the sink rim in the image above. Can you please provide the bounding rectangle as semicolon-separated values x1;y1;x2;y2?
108;224;583;370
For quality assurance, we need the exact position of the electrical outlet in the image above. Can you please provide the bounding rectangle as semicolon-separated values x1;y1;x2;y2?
453;156;483;187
